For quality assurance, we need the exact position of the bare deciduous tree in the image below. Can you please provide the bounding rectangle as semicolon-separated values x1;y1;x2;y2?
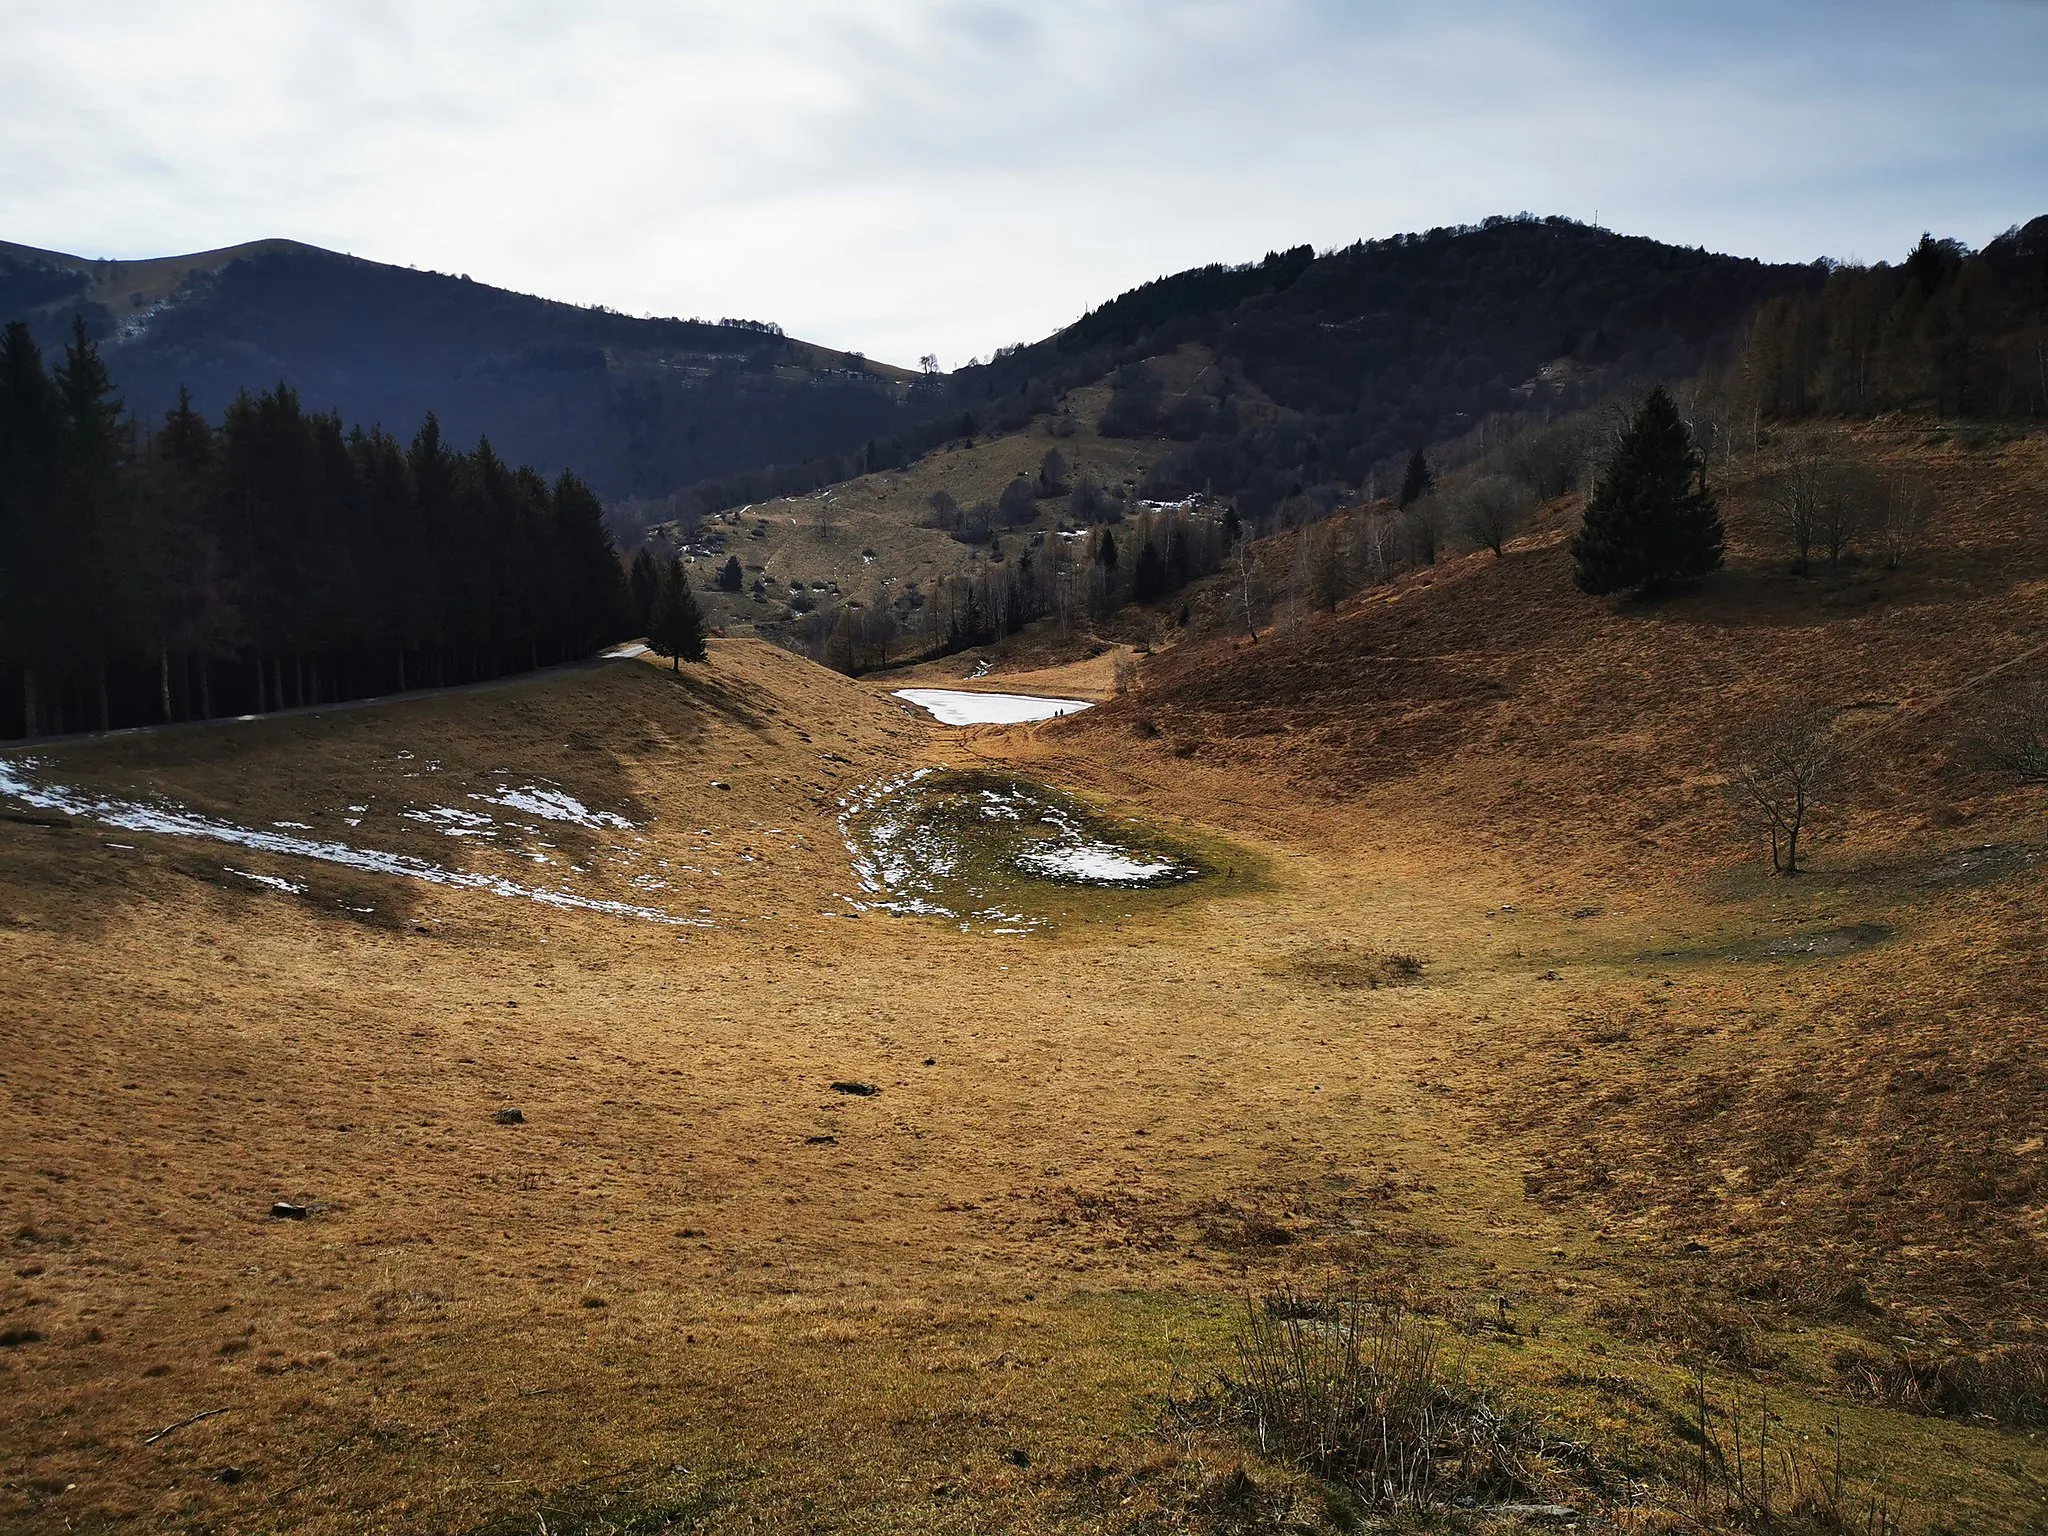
1233;535;1261;642
1761;442;1827;573
1310;524;1349;611
1458;474;1538;557
1354;511;1396;587
923;488;960;530
1762;440;1878;574
1815;460;1879;570
1969;676;2048;782
1879;471;1931;570
1403;494;1443;566
1728;701;1837;874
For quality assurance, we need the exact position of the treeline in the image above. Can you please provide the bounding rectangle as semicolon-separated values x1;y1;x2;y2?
0;319;630;741
787;504;1235;676
1060;246;1316;353
1715;221;2048;423
913;505;1234;660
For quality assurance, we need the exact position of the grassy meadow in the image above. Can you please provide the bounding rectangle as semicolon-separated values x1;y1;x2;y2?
3;422;2046;1534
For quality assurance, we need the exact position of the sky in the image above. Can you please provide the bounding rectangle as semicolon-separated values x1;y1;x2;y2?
6;0;2046;368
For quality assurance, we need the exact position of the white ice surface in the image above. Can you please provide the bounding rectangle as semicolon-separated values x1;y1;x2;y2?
474;784;632;829
1016;843;1180;883
893;689;1094;726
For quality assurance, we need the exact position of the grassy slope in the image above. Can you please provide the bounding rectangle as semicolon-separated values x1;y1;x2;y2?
687;352;1243;647
1;424;2044;1533
1056;416;2048;1340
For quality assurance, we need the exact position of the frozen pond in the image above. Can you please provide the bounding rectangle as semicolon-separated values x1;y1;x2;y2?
893;689;1094;726
839;769;1200;933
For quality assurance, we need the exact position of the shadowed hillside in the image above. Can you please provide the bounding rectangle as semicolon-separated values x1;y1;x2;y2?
0;238;925;501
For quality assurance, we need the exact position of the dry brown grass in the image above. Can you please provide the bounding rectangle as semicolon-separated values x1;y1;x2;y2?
4;418;2047;1534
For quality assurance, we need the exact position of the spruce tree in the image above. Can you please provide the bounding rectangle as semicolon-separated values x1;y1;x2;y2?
54;317;133;729
1399;448;1433;508
648;557;707;670
717;553;743;592
0;323;61;733
628;548;662;633
1130;540;1167;603
1571;388;1723;597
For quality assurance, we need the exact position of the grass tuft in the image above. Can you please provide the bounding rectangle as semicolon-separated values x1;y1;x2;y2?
1834;1342;2048;1428
1190;1289;1580;1514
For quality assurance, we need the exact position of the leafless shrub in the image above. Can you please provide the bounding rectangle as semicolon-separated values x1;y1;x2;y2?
1111;653;1138;695
1202;1291;1572;1512
1835;1342;2048;1427
1596;1294;1778;1373
1727;700;1837;874
1289;945;1424;990
1709;1254;1872;1321
1966;674;2048;783
1682;1373;1901;1534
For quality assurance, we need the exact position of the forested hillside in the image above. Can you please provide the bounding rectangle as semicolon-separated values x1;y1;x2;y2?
955;215;1826;522
0;320;630;741
2;220;1835;536
1726;219;2048;421
0;238;934;506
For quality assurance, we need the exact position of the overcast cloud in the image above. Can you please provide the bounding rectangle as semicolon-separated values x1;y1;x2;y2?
5;0;2045;366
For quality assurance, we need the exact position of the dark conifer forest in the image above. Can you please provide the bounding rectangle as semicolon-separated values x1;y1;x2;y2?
1723;222;2048;420
0;319;630;741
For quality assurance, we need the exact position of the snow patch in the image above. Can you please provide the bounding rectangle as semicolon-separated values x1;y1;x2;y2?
893;689;1093;726
0;757;705;928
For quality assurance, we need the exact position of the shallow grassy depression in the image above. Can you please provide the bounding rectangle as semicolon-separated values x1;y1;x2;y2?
840;767;1243;931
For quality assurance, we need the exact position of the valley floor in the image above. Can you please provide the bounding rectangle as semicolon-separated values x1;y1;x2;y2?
1;635;2043;1533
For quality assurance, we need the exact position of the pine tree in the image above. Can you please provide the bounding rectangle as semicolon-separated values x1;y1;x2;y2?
1399;448;1433;508
1130;540;1167;603
1097;528;1118;570
628;548;663;632
647;556;707;670
54;317;134;730
1165;524;1191;591
0;322;60;734
1571;388;1723;597
717;553;743;592
548;470;629;655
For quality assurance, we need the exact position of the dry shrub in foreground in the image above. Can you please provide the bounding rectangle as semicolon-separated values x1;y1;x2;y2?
1196;1291;1577;1513
1834;1341;2048;1429
1597;1292;1780;1374
1679;1376;1903;1536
